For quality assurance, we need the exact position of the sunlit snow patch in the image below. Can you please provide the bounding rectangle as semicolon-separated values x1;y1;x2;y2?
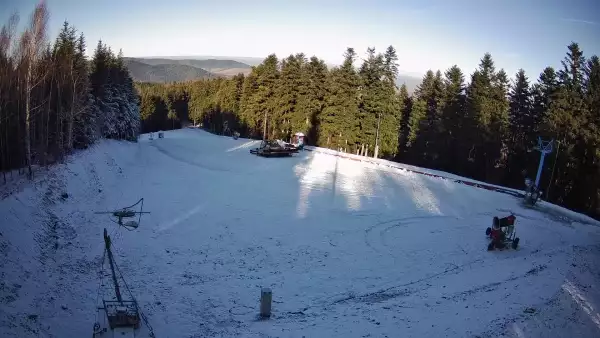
334;158;380;211
294;153;335;218
389;171;442;215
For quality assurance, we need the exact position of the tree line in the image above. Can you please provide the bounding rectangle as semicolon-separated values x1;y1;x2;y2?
137;44;600;219
2;3;597;219
0;2;139;180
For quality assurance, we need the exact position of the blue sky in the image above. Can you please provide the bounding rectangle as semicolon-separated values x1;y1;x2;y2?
1;0;599;79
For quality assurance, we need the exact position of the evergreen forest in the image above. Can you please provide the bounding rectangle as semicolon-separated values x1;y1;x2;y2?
1;3;599;219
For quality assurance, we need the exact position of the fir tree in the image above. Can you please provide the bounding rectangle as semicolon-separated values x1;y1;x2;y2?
358;47;385;147
378;45;401;158
72;32;96;148
320;48;360;150
383;46;399;84
90;41;139;141
440;65;466;171
239;70;259;136
531;67;558;137
302;56;328;145
406;98;426;149
508;70;532;146
396;83;412;158
506;69;533;184
411;70;444;165
583;55;600;213
542;43;589;207
465;53;509;180
586;56;600;130
275;54;304;140
251;54;279;139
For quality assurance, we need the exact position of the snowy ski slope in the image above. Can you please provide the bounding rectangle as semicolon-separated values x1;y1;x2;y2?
1;128;600;338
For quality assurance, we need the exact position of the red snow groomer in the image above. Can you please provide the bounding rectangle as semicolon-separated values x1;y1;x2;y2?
485;214;520;250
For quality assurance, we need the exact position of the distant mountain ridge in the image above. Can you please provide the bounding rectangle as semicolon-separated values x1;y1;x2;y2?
123;59;216;83
126;57;250;70
396;75;421;94
123;57;252;83
124;56;421;93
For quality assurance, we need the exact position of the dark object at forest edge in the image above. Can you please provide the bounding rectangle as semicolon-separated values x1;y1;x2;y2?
250;140;299;157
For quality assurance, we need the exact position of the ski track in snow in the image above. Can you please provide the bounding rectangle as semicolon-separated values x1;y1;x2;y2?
1;128;600;338
159;204;205;232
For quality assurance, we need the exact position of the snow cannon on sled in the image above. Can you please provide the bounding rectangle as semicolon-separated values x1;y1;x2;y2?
485;214;520;251
94;198;150;230
291;132;306;151
250;140;299;157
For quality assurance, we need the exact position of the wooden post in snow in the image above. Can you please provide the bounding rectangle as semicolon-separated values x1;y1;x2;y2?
260;288;272;318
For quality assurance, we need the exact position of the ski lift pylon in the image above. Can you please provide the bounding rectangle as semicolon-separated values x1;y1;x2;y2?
92;200;156;337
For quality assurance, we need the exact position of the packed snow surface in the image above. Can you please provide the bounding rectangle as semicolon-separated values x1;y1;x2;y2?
1;128;600;338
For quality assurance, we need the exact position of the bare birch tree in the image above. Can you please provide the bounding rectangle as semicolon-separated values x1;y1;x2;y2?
22;0;48;178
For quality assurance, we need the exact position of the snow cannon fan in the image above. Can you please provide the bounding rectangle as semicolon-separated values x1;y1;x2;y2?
95;198;150;230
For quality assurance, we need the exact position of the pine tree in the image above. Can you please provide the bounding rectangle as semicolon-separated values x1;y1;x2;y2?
467;53;496;133
532;67;558;137
544;44;587;149
465;53;509;180
302;56;328;145
440;65;466;172
90;41;139;141
487;68;511;179
411;70;444;165
583;55;600;214
585;56;600;133
275;54;304;140
562;42;586;93
216;77;237;114
358;47;386;154
406;98;426;149
239;71;259;136
542;43;589;207
377;45;401;158
396;84;412;158
383;46;399;84
232;73;245;114
530;67;558;194
251;54;279;139
72;32;97;148
320;48;360;150
137;83;171;132
506;69;533;184
508;70;532;146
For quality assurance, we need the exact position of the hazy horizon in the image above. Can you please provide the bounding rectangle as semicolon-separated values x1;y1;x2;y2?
127;55;427;81
2;0;599;80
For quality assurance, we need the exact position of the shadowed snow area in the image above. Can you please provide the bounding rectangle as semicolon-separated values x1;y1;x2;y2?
1;128;600;338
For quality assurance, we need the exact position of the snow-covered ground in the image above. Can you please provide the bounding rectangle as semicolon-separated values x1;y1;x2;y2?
1;128;600;338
